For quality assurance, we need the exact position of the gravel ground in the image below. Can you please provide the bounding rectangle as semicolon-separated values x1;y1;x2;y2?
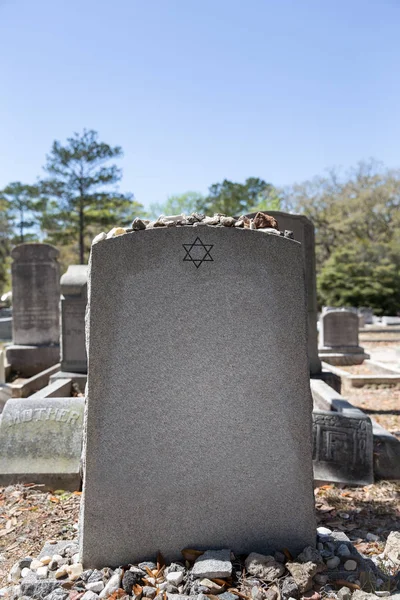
1;482;399;587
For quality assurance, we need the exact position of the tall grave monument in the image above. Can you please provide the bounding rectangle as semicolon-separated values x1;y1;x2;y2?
6;244;60;377
246;211;321;375
60;265;88;374
80;226;316;567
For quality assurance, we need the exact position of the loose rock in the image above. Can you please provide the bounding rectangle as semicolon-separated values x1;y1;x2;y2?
192;549;232;579
344;560;357;571
245;553;285;581
286;562;318;593
252;212;279;230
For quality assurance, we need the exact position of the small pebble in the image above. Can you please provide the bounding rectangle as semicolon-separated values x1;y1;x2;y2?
366;533;379;542
142;587;157;599
92;232;107;245
81;592;100;600
166;572;184;586
40;556;52;566
326;556;340;569
317;527;332;536
66;563;84;581
55;565;69;579
86;581;104;593
336;544;351;557
344;560;357;571
30;559;44;571
36;566;49;579
21;568;32;578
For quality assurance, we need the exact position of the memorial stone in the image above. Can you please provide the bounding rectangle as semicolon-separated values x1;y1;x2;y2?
6;244;60;377
60;265;88;373
80;226;316;568
319;309;369;365
312;410;373;485
246;211;321;375
0;396;84;489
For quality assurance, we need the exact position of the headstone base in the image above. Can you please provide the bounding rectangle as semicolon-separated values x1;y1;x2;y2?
50;371;87;393
318;348;370;366
6;345;60;378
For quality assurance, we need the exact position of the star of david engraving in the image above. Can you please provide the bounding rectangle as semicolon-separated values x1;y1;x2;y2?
182;237;214;268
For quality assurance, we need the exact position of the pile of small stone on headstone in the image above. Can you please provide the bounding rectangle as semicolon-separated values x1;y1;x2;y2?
92;212;295;245
4;529;400;600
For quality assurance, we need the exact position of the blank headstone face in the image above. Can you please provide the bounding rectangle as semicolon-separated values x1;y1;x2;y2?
60;265;88;373
320;311;359;348
81;227;316;568
11;244;60;346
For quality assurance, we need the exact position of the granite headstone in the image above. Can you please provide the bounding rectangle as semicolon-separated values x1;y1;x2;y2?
60;265;88;373
312;410;373;485
246;211;321;375
319;309;368;365
80;226;316;568
6;244;60;377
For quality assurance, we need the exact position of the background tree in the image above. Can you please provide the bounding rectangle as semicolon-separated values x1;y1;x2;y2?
283;160;400;313
0;195;12;295
149;191;204;219
0;181;39;243
201;177;279;215
39;129;143;264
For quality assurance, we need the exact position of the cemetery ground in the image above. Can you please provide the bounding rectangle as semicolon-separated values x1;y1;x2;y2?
0;481;399;590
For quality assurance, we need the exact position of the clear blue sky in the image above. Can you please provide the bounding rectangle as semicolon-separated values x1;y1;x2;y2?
1;0;399;210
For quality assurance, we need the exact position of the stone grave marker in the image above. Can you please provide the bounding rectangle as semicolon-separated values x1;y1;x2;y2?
312;410;373;485
6;244;60;377
60;265;88;374
319;309;369;365
80;226;316;568
246;211;321;375
0;396;84;489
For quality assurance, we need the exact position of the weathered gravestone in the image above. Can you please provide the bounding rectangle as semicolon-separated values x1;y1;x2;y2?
80;226;316;568
246;211;321;375
6;244;60;377
60;265;88;374
319;309;369;365
0;396;84;489
312;410;373;485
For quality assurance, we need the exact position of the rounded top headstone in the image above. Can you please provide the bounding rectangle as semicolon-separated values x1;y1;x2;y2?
11;243;59;262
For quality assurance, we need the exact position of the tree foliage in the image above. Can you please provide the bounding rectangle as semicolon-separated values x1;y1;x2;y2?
152;178;281;218
283;160;400;314
149;191;204;220
0;181;39;244
39;129;142;263
201;177;279;215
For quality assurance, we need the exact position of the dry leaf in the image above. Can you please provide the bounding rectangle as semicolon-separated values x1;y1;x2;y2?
157;550;165;571
133;585;143;596
181;548;204;562
210;579;227;586
49;496;60;503
334;580;360;590
0;527;15;537
227;589;249;599
283;548;293;561
73;491;82;496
